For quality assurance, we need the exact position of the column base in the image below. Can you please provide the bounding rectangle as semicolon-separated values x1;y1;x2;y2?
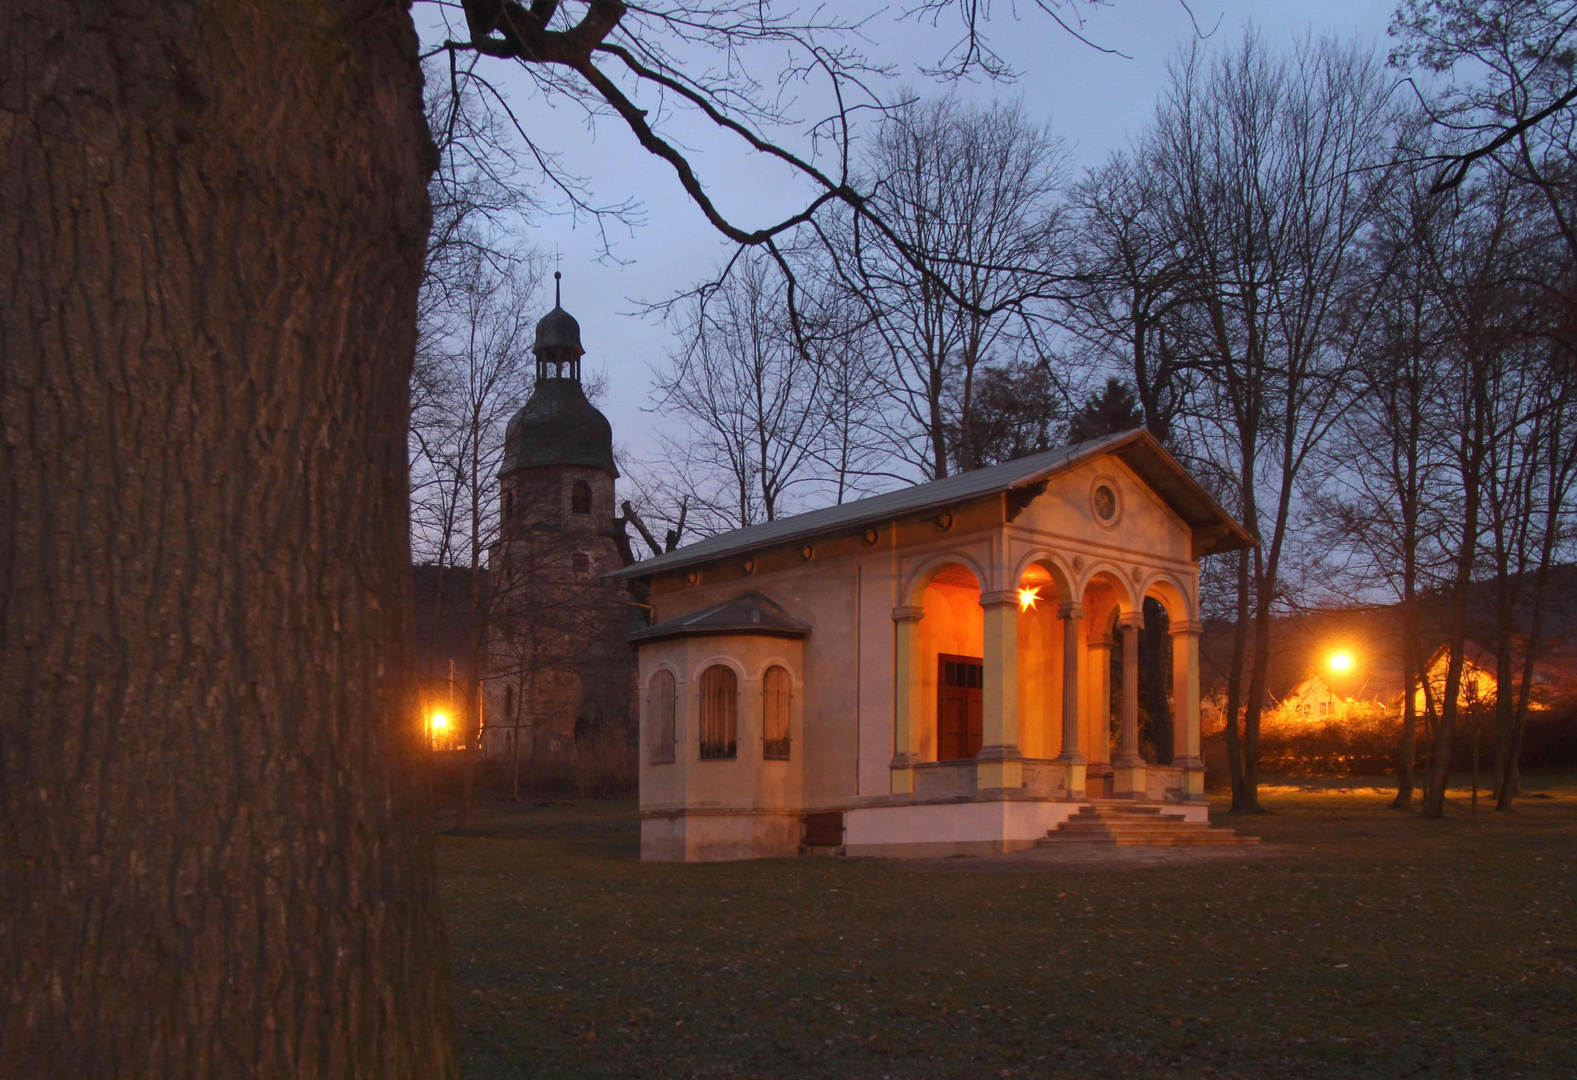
1085;762;1113;800
890;753;920;795
1112;760;1147;799
1174;757;1206;801
975;745;1023;791
1053;752;1087;799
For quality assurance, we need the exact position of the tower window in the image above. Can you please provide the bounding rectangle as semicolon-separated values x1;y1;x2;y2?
504;489;515;521
571;481;592;515
572;552;592;580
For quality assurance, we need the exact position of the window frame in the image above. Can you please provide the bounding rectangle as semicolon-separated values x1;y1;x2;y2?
762;665;792;760
647;669;677;765
698;664;738;760
570;480;593;515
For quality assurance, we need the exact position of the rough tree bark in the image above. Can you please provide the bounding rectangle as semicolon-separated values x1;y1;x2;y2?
0;3;457;1076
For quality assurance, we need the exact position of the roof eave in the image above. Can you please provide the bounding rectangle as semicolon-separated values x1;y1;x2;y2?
611;429;1252;579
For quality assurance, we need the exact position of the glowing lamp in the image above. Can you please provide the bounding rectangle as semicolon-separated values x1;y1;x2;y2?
1328;652;1354;673
429;710;451;733
1018;586;1041;612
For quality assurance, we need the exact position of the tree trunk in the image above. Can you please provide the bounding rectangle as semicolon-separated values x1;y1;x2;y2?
0;4;456;1075
1222;549;1251;808
1424;365;1488;818
1391;618;1420;810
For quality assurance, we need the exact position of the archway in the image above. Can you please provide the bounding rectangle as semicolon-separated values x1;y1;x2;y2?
1014;559;1074;760
916;563;983;762
1079;569;1134;797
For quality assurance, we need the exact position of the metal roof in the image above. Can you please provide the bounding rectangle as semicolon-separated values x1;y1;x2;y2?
628;591;812;643
611;429;1252;581
499;378;617;477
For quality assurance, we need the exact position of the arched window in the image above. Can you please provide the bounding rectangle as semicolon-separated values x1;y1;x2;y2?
648;669;676;765
572;552;592;580
699;665;737;760
504;683;516;719
763;665;791;760
571;480;593;515
503;489;515;522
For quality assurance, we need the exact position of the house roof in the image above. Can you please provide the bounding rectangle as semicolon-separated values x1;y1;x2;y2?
612;429;1252;581
628;591;812;643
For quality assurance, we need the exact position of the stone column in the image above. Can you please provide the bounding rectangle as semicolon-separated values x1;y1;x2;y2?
1113;611;1148;798
1170;619;1206;801
1085;631;1114;798
890;604;925;795
977;590;1022;791
1055;602;1087;799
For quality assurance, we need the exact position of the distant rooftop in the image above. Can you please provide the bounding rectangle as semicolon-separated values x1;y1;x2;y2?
613;429;1252;581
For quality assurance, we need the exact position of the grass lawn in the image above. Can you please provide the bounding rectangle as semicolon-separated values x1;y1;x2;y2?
436;777;1577;1080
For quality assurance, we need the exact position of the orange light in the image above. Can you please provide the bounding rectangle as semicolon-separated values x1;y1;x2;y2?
1018;586;1041;612
1329;652;1354;673
429;710;451;733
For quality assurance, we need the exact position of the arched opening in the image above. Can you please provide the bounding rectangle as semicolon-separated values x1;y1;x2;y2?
1079;570;1134;794
570;480;592;515
698;665;738;760
762;666;791;760
1015;560;1073;760
647;669;676;765
916;563;983;762
1102;599;1173;764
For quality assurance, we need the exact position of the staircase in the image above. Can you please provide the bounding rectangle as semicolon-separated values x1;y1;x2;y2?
1036;803;1258;847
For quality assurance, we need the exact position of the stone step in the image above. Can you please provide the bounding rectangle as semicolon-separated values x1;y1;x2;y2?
1037;832;1257;847
1037;803;1260;847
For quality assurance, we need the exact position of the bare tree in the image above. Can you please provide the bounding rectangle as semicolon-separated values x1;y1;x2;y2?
1392;0;1577;219
1156;31;1399;813
1066;145;1202;445
1317;154;1458;809
651;250;829;532
823;95;1072;478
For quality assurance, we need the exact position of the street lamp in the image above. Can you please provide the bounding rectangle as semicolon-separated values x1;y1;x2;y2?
1328;651;1354;673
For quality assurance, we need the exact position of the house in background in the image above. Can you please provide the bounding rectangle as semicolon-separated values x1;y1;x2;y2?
614;430;1255;861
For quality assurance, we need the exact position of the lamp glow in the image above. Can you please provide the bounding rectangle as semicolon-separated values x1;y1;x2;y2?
1018;586;1041;611
429;710;451;733
1328;652;1354;673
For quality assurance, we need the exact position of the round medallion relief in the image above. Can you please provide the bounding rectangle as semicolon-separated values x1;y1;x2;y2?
1089;474;1123;528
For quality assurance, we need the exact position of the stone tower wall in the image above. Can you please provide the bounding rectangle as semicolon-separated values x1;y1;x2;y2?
486;462;637;766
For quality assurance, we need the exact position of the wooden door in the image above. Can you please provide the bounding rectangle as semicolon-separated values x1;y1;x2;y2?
937;654;984;760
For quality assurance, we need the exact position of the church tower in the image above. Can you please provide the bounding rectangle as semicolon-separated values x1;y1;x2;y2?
485;274;636;774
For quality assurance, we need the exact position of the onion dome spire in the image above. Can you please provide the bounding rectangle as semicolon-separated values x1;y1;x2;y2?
534;271;584;382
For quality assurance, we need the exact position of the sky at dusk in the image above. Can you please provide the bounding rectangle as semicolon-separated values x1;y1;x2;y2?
429;1;1401;476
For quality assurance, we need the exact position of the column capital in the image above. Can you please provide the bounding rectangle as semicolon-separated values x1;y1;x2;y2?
892;604;926;623
1169;619;1205;637
1057;601;1085;620
1117;610;1145;630
978;589;1018;608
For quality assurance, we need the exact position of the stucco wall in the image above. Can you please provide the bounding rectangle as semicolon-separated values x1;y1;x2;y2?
636;449;1204;853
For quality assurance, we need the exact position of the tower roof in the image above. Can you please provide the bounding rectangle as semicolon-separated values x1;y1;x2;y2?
500;379;617;477
501;273;616;478
534;271;584;357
